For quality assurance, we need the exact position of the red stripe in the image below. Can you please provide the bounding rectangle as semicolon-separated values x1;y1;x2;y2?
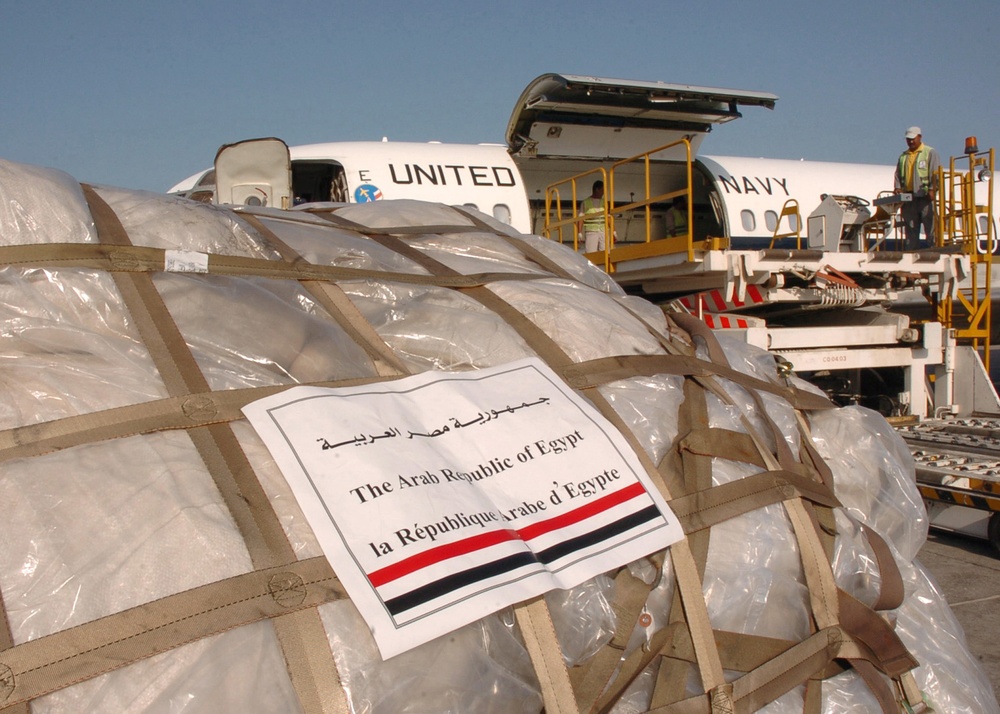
517;482;647;540
367;482;649;587
368;528;520;587
720;316;731;328
730;291;744;307
711;290;727;312
703;315;715;328
737;318;748;328
747;284;764;303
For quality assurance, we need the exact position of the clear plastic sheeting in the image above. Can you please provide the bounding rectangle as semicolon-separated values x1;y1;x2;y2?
32;623;304;714
320;601;543;714
0;432;253;642
0;160;96;245
0;157;997;713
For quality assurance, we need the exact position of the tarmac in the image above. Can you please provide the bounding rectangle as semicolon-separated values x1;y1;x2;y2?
918;529;1000;703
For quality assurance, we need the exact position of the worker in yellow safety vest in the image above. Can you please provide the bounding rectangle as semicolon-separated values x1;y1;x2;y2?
894;126;941;250
665;195;688;237
577;180;606;253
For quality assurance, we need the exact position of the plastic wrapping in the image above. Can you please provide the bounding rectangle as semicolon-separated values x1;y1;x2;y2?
1;157;997;713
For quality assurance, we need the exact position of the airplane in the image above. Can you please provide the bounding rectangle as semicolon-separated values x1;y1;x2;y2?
169;73;997;259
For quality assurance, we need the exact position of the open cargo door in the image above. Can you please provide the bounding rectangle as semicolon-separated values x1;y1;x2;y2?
214;137;292;209
505;73;777;161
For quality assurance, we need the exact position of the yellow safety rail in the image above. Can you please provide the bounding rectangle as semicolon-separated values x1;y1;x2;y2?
542;168;609;269
936;144;994;371
767;199;802;249
607;138;704;267
542;138;728;273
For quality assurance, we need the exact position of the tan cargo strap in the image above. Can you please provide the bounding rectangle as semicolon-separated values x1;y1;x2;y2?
648;628;840;714
837;589;919;677
559;355;834;412
272;607;351;714
515;598;580;714
0;241;553;290
448;205;582;282
304;206;489;238
80;186;349;713
590;620;682;714
851;658;905;714
669;469;841;535
680;427;769;467
239;213;411;378
569;565;660;712
663;628;846;680
859;524;906;612
82;184;297;562
670;313;731;367
0;378;403;464
0;557;344;711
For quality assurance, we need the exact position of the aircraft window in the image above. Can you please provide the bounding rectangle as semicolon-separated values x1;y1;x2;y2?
493;204;512;225
979;215;989;234
196;170;216;188
764;210;778;232
788;214;799;231
741;210;756;232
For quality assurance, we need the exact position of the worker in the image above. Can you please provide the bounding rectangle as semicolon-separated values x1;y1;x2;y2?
665;195;688;237
894;126;941;250
577;180;606;253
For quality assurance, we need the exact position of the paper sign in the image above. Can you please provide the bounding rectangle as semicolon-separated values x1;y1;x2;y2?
242;357;683;659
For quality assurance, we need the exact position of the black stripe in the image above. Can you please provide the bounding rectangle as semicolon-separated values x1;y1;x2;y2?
383;505;663;616
385;552;538;616
535;505;662;564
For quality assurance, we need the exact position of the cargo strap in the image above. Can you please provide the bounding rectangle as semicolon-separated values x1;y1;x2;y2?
0;557;345;711
239;212;411;378
0;241;553;290
37;185;349;714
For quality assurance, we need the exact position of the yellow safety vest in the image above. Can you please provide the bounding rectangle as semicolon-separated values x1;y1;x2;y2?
897;144;935;195
667;205;688;236
581;196;604;230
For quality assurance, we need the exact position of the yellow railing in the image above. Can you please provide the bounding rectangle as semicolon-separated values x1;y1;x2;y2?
937;145;994;370
542;138;727;272
767;199;802;249
608;138;698;264
542;168;609;269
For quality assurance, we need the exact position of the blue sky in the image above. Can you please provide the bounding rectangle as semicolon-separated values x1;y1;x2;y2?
3;0;997;191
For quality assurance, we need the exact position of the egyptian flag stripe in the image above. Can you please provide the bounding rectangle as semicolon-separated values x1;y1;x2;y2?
368;528;520;587
382;504;663;616
518;481;647;540
368;482;648;587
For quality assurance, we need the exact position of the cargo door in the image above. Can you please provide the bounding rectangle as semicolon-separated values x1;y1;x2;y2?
505;74;777;161
214;137;292;209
